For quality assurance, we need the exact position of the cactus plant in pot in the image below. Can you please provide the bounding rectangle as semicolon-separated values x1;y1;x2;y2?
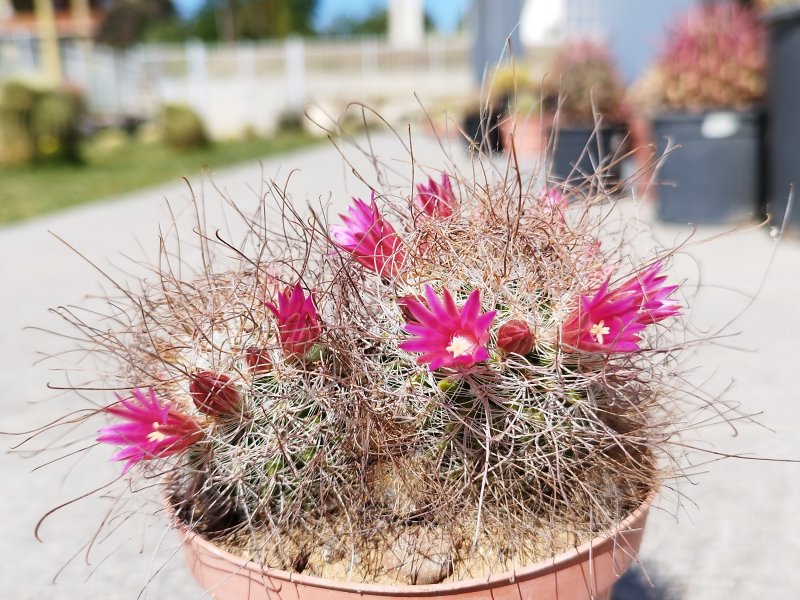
28;125;731;600
544;41;629;189
641;2;766;225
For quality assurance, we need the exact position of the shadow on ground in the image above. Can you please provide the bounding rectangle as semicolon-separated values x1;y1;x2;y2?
612;564;678;600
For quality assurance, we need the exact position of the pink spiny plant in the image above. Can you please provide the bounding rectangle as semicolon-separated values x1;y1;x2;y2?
34;128;716;590
654;3;765;111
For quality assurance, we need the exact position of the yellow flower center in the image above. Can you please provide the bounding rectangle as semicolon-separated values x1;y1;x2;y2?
147;422;167;443
589;321;610;345
446;335;476;358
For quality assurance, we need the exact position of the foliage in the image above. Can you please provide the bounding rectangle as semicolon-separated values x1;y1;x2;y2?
0;132;316;225
96;0;177;48
544;41;627;127
487;63;551;116
191;0;318;42
159;103;209;150
646;3;766;112
0;80;84;166
320;7;434;36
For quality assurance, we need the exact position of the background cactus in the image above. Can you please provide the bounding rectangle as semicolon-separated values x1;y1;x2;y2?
544;41;627;126
655;3;766;112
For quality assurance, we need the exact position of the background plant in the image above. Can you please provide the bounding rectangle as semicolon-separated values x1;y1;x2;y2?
649;3;766;112
0;79;84;165
544;41;627;126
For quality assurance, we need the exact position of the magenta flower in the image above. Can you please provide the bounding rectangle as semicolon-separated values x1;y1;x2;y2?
265;283;322;357
415;174;457;218
540;187;566;211
329;194;406;278
400;285;496;371
561;262;680;353
97;388;203;473
615;262;681;324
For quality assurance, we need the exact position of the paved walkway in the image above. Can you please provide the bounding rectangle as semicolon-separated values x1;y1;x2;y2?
2;133;799;599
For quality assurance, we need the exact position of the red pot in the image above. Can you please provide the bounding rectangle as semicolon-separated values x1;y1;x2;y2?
179;491;654;600
499;113;553;159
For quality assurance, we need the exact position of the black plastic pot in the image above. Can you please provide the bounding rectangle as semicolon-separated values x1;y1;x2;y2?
463;108;504;153
652;111;761;224
764;7;800;230
550;126;626;187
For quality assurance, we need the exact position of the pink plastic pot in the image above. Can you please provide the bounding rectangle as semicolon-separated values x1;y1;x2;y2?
179;491;654;600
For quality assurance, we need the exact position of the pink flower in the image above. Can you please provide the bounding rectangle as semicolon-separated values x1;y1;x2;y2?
329;194;406;278
415;174;457;218
400;285;496;371
265;283;322;357
540;187;566;211
97;388;203;473
615;262;681;324
561;262;680;353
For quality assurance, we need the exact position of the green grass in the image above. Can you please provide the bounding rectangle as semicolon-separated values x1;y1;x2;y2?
0;132;319;225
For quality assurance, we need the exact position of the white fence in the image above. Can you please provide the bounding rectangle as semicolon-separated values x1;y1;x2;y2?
0;35;473;137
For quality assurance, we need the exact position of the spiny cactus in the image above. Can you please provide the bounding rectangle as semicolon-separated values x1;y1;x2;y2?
544;41;627;126
657;3;766;112
39;122;726;586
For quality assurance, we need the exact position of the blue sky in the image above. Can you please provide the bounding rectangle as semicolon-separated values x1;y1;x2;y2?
174;0;469;34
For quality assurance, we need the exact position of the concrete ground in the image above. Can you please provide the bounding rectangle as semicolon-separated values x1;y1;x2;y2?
2;132;799;599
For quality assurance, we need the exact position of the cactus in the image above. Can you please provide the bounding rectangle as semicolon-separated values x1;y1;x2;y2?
544;41;627;126
656;3;766;112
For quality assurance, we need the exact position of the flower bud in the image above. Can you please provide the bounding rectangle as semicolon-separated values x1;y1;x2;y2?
497;319;535;355
245;347;272;375
190;371;241;416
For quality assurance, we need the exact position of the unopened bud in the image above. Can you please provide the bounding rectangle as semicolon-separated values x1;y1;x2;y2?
190;371;241;416
497;319;535;355
245;347;272;375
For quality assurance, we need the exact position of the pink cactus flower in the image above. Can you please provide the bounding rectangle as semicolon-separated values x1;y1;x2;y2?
540;187;566;212
561;262;680;353
97;388;203;473
415;174;457;218
329;194;406;278
265;283;322;358
400;285;496;371
615;262;681;324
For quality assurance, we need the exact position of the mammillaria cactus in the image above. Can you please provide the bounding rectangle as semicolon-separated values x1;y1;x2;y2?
35;131;713;588
656;3;766;112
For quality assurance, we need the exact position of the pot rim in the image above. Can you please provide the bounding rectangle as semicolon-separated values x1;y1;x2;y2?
179;488;656;596
761;5;800;26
